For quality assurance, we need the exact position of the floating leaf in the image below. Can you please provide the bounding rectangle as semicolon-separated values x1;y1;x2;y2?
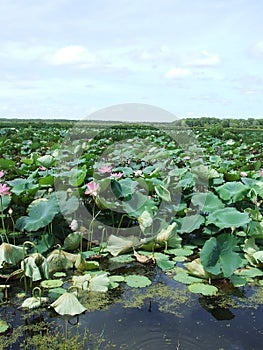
188;283;218;296
0;320;9;333
41;279;63;289
48;287;67;299
125;275;152;288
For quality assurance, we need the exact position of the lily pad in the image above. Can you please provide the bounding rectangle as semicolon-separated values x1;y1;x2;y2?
188;283;218;296
0;319;9;334
125;275;152;288
41;279;63;289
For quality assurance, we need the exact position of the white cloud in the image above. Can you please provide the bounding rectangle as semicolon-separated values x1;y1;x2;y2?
164;67;190;79
186;51;220;67
47;45;98;66
251;41;263;57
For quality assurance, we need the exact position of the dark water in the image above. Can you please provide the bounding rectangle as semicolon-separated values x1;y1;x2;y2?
1;280;263;350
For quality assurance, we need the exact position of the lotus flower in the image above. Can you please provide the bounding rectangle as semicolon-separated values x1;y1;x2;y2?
0;171;5;178
0;184;10;196
110;172;123;179
240;171;247;177
85;181;99;196
69;219;78;231
98;165;113;174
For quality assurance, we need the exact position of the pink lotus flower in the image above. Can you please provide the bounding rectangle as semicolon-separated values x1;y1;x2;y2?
184;156;191;161
98;165;113;174
110;172;123;179
0;183;11;196
260;169;263;177
240;171;247;177
0;170;5;178
85;181;99;196
39;166;47;171
134;170;143;177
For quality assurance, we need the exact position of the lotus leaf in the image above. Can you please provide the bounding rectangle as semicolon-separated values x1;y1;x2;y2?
72;274;91;290
191;192;225;212
138;210;153;232
69;165;87;186
107;234;140;256
48;287;67;299
206;207;251;229
156;222;181;248
185;258;210;279
173;267;203;285
0;243;24;268
178;214;205;234
215;181;249;203
154;184;171;202
234;267;263;278
47;249;76;273
0;319;9;334
89;273;110;292
188;283;218;296
50;292;86;316
7;178;39;195
63;232;82;251
55;191;80;216
0;196;11;211
200;233;242;278
125;274;152;288
37;155;55;168
21;253;49;281
21;295;48;309
16;197;60;232
41;279;63;289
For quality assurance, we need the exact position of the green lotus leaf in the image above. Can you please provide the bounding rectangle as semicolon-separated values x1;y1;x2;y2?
234;267;263;278
109;254;135;264
229;275;247;287
53;272;67;278
173;269;203;285
21;296;48;309
0;243;24;268
50;292;86;316
0;196;11;211
191;192;225;212
215;181;249;203
16;197;60;232
0;319;9;333
48;287;67;299
107;234;140;256
154;184;171;202
21;253;49;281
37;155;55;168
69;165;87;186
206;207;251;229
188;283;218;296
167;247;193;257
138;210;153;232
89;273;110;292
112;178;138;199
41;279;63;289
178;214;205;234
63;232;82;251
125;275;152;288
56;191;80;216
200;234;242;278
156;259;175;270
7;178;39;195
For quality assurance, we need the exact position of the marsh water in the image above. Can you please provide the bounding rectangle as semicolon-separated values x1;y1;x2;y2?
2;271;263;350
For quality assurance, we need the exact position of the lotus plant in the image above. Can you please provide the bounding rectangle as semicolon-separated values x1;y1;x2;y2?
84;181;99;197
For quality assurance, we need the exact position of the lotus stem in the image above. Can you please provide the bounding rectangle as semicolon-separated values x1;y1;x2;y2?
0;197;9;243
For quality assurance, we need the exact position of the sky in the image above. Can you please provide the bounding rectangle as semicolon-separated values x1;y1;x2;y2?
0;0;263;122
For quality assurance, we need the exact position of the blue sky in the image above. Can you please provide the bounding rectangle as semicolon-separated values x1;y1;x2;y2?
1;0;263;122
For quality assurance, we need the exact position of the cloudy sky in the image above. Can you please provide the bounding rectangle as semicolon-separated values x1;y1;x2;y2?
1;0;263;122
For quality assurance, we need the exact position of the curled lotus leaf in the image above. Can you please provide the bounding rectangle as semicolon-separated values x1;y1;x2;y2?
156;222;181;248
0;243;24;268
50;292;86;316
21;253;49;281
89;273;110;292
21;296;48;309
47;249;76;273
107;235;140;256
72;274;91;291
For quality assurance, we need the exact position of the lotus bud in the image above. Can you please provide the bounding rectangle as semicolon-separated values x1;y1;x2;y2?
8;208;13;215
70;219;78;232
